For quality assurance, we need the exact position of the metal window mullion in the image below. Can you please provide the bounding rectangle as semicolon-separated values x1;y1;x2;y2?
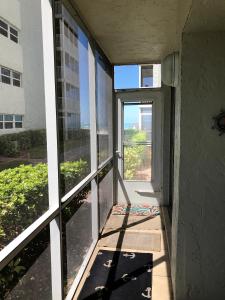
112;68;117;206
65;240;97;300
89;43;98;241
98;156;113;171
41;1;63;299
0;206;59;270
116;97;123;203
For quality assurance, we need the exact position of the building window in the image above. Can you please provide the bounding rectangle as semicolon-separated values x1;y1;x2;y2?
140;64;161;88
70;56;75;71
65;52;70;68
0;18;18;43
65;82;79;100
141;65;153;87
10;26;18;43
63;20;77;47
4;114;14;129
69;27;77;47
0;19;8;37
0;114;3;129
0;114;23;129
12;71;21;86
0;66;21;87
1;67;11;84
64;21;69;38
15;114;23;128
64;52;78;73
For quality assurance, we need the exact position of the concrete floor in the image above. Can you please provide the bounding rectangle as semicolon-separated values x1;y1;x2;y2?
74;208;173;299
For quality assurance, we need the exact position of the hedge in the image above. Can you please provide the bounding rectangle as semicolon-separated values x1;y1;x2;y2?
0;160;88;249
124;145;145;179
124;129;147;180
0;129;46;157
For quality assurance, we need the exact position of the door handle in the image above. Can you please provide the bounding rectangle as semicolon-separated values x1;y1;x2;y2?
115;150;123;159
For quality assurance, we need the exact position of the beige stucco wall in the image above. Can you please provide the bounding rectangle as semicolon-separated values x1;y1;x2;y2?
0;37;23;72
0;84;25;115
171;31;225;300
0;0;46;132
0;0;21;29
19;0;46;130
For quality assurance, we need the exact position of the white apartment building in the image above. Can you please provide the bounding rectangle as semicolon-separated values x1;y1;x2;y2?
55;2;81;133
0;0;80;135
138;104;152;142
0;0;47;134
139;64;161;88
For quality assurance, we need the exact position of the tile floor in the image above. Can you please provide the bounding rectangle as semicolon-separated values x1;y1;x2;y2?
74;208;173;299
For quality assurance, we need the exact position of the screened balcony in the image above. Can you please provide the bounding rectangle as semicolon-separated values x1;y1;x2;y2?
0;0;171;298
1;0;224;299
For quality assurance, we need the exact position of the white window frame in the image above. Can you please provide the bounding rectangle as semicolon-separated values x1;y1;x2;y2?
0;66;21;87
0;19;8;38
139;64;161;88
15;115;23;128
139;64;154;88
1;66;11;84
12;71;21;87
0;114;23;129
9;26;19;43
0;18;19;43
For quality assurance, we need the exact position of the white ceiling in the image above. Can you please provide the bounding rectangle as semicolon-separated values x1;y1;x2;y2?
72;0;225;64
72;0;190;64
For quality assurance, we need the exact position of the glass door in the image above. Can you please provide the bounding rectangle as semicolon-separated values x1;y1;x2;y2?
116;90;163;206
123;102;152;181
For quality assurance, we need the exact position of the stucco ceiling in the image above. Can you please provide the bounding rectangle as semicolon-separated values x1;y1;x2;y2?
72;0;192;64
184;0;225;32
72;1;225;64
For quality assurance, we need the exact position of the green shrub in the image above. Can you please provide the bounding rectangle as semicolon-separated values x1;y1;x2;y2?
124;145;145;179
0;164;48;247
60;160;89;193
131;130;147;143
0;160;88;249
0;129;46;157
124;128;147;143
67;128;90;140
0;138;20;157
16;131;32;150
123;129;147;180
30;129;46;147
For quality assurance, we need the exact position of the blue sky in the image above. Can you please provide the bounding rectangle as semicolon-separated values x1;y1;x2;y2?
124;105;140;129
114;65;139;89
114;65;140;125
79;62;141;127
79;28;90;128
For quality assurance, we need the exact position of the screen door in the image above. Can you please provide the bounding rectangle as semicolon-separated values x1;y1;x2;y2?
116;89;163;205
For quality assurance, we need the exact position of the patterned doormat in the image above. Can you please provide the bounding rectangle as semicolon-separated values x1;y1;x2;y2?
112;204;160;217
78;250;153;299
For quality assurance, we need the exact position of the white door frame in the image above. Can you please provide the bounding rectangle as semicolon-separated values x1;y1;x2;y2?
115;89;163;206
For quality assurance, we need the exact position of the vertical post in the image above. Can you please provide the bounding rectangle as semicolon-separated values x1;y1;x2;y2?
41;0;63;299
152;95;163;193
115;97;123;205
89;43;98;241
138;65;142;88
112;70;117;206
139;106;142;130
